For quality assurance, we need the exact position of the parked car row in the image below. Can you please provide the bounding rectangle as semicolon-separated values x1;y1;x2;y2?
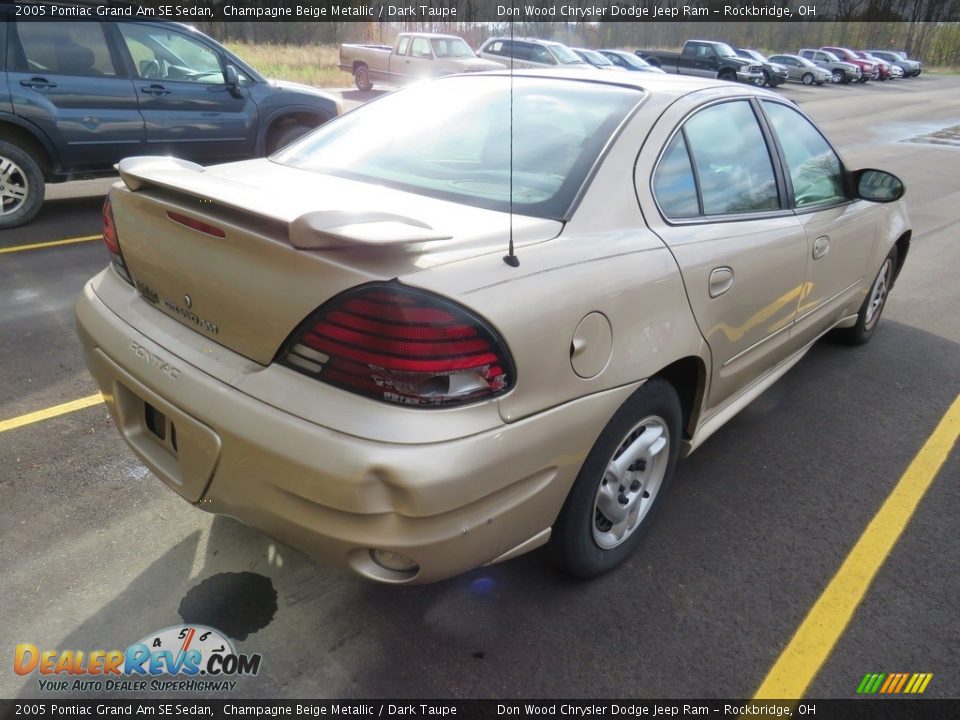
340;32;924;95
638;41;923;88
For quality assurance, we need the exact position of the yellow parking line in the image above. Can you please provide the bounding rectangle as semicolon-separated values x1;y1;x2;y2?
0;235;102;255
753;393;960;699
0;393;104;433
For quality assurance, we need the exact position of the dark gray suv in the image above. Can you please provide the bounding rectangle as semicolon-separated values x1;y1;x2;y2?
0;13;340;228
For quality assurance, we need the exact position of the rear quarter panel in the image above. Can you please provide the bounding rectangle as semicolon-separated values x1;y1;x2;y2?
401;94;709;424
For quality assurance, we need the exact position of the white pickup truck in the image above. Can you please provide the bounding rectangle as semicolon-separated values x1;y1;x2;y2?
339;33;502;91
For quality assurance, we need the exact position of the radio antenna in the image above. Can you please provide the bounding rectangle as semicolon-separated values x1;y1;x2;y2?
503;17;519;268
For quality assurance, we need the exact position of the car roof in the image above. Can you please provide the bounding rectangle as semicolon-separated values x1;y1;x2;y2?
474;66;780;101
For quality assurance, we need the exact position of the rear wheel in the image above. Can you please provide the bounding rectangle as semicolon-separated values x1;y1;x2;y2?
549;378;682;579
836;248;897;346
354;64;373;91
0;141;44;229
802;72;815;85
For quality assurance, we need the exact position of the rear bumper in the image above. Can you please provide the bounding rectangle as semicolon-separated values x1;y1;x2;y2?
74;272;634;583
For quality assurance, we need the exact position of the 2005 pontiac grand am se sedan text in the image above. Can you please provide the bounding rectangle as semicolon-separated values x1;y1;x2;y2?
74;70;911;584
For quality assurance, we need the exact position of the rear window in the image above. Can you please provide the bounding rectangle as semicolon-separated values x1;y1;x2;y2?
272;76;642;220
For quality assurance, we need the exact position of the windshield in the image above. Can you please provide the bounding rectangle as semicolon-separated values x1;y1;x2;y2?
740;50;765;62
431;38;475;58
579;49;613;66
273;76;642;220
714;43;738;57
549;43;585;65
821;50;840;62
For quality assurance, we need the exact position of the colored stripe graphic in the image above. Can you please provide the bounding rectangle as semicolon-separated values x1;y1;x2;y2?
857;673;932;694
893;674;909;693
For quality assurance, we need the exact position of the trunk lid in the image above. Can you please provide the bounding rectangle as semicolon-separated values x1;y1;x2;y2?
111;157;561;365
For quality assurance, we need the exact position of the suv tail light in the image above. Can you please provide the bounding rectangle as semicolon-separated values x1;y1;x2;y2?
279;284;514;407
103;196;133;285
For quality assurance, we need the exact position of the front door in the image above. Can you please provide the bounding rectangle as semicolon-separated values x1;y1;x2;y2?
113;23;258;164
758;100;882;347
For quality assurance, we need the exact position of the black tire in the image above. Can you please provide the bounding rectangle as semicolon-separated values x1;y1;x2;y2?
802;72;815;85
549;378;683;579
832;69;845;83
836;247;898;346
354;64;373;92
267;123;313;154
719;70;737;82
0;140;45;230
760;70;772;87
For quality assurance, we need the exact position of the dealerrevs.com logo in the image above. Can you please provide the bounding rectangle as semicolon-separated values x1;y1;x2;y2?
14;625;262;692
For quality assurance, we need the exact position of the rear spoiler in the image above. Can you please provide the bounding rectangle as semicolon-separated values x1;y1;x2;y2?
116;157;452;250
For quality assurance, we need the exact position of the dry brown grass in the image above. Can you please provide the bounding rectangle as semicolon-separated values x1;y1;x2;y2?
225;43;353;88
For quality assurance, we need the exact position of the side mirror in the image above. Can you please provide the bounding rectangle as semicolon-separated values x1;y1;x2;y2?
224;64;241;97
853;168;905;203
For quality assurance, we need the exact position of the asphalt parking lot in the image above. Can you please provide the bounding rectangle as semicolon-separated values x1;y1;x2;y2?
1;75;958;701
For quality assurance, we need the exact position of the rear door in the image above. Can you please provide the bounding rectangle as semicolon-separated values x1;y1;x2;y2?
638;98;808;411
7;21;144;171
112;23;257;164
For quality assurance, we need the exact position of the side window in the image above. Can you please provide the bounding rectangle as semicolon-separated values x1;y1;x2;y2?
532;45;555;65
117;25;223;83
512;42;534;62
682;101;779;215
410;37;431;59
652;133;700;218
761;101;846;208
397;37;410;56
12;22;117;76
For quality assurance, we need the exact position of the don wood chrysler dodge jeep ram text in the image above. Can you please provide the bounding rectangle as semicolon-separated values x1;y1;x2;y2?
75;70;911;584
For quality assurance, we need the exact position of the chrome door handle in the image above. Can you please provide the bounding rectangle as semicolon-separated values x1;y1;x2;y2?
709;266;734;298
813;235;830;259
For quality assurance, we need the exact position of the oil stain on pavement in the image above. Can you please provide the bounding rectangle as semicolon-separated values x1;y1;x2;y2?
179;572;277;641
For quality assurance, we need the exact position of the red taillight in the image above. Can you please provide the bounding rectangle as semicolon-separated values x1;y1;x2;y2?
102;196;132;285
167;211;226;238
280;284;514;407
102;197;120;253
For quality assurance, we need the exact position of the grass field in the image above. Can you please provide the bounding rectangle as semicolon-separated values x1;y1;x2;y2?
225;43;352;88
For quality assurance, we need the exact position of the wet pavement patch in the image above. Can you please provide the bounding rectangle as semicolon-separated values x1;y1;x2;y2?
904;123;960;147
179;572;277;641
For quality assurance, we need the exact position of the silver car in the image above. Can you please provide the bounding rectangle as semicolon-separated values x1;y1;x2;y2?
478;37;588;70
768;54;832;85
799;48;861;83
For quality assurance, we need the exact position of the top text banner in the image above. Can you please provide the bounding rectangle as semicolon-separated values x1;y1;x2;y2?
11;0;960;22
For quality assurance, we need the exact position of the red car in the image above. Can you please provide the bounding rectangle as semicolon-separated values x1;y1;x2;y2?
822;46;879;81
856;52;892;80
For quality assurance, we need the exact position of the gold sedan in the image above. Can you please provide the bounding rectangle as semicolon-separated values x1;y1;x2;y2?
75;71;910;583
